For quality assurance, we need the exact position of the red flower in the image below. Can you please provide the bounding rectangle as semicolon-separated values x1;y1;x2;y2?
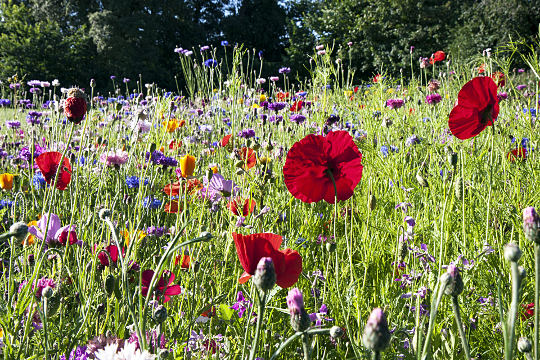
290;100;303;112
522;303;534;320
175;250;190;270
141;270;182;303
35;152;72;190
448;77;499;140
373;74;383;83
239;147;257;169
233;232;302;288
169;140;182;150
64;96;87;124
478;63;486;74
221;134;233;147
96;244;123;267
227;197;256;216
165;200;180;213
507;147;527;162
490;71;506;87
283;130;363;204
58;227;78;245
276;92;290;100
429;51;445;64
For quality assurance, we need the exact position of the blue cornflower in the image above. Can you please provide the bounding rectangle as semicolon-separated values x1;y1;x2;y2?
126;176;141;188
143;197;162;209
33;173;46;189
221;40;229;46
0;199;13;210
380;146;389;158
204;59;218;68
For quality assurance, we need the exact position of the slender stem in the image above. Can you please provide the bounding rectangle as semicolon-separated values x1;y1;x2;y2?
451;296;471;360
506;261;521;360
535;243;540;360
421;276;450;360
372;351;381;360
302;333;311;360
269;328;332;360
248;290;267;360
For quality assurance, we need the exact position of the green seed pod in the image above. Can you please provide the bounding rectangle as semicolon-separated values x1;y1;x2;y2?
504;243;522;263
104;274;115;297
235;168;245;176
448;152;458;167
518;337;532;353
252;143;261;151
326;242;337;252
416;173;428;187
368;194;376;210
114;277;122;300
9;222;28;242
234;160;245;168
454;177;463;200
330;326;344;339
153;305;168;323
290;309;311;332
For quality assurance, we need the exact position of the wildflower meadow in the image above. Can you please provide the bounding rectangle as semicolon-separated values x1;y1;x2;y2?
0;38;539;360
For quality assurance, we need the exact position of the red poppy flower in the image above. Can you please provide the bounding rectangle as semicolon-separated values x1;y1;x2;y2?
373;74;383;83
58;227;78;245
448;77;499;140
221;134;233;147
64;96;87;124
169;140;182;150
175;250;190;270
490;71;506;87
478;63;486;74
141;270;182;303
239;147;257;169
96;244;124;266
429;51;445;64
227;198;256;216
163;182;181;196
35;152;72;190
522;303;534;320
165;200;180;213
233;232;302;288
283;130;363;204
290;100;303;112
507;147;527;162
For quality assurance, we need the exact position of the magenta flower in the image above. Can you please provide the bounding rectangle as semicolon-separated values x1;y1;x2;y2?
141;270;182;303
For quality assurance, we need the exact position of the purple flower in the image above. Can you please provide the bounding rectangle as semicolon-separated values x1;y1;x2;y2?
405;135;421;146
386;98;404;109
198;173;238;203
517;84;527;91
395;202;412;213
238;128;256;138
497;92;508;101
267;102;288;112
35;277;56;298
286;288;305;315
5;120;20;129
279;67;291;74
230;291;252;318
200;45;210;52
425;93;442;104
204;59;218;68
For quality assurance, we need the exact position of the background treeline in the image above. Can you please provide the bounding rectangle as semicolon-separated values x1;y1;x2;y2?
0;0;539;91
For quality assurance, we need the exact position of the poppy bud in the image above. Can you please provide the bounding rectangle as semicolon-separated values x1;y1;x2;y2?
253;257;276;292
98;208;112;220
42;286;54;299
287;288;310;332
454;177;464;200
158;349;170;359
90;79;96;88
330;326;344;339
448;152;458;167
518;337;532;353
235;168;245;176
104;274;115;297
362;308;391;352
153;305;168;323
368;194;376;210
45;292;61;317
9;222;28;242
523;207;540;244
326;242;337;252
179;154;196;178
504;243;522;262
416;173;428;187
206;168;214;181
519;266;527;285
253;143;261;151
64;88;87;124
443;264;463;296
235;160;245;168
266;143;274;151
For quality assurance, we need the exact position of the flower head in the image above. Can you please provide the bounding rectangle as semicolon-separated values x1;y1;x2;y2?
283;130;363;204
141;270;182;303
35;152;72;190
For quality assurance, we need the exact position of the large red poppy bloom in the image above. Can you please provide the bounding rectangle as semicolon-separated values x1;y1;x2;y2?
141;270;182;303
227;198;256;216
36;152;72;190
429;51;445;64
283;130;363;204
233;232;302;288
448;77;499;140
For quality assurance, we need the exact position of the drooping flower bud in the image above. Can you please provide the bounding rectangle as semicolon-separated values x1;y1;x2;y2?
253;257;276;292
504;243;522;263
42;286;54;299
104;274;115;297
518;337;532;353
416;172;428;187
98;208;111;220
362;308;391;352
523;207;540;244
443;264;464;296
64;88;87;124
153;305;168;323
287;288;310;332
330;326;344;339
9;222;28;242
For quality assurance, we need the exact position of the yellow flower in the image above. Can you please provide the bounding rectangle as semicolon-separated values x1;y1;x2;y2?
252;103;260;109
120;229;146;247
344;90;353;97
0;173;15;190
211;166;219;174
259;94;267;102
24;220;38;246
162;118;183;133
180;154;196;178
386;88;395;94
237;98;244;104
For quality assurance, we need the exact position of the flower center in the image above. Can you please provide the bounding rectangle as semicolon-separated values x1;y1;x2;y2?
480;104;493;124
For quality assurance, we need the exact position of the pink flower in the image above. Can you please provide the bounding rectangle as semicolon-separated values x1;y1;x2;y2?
141;270;182;303
99;149;129;167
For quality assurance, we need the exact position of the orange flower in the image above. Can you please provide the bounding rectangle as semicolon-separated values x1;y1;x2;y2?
24;220;38;246
239;148;256;170
179;154;196;177
373;74;383;83
165;200;181;213
162;118;185;133
478;63;486;74
0;173;15;190
175;250;191;270
276;92;290;100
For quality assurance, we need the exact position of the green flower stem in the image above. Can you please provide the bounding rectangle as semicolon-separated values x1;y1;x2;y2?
302;333;311;360
505;261;521;360
451;296;471;360
248;290;267;360
421;276;450;360
372;351;381;360
535;243;540;360
269;328;332;360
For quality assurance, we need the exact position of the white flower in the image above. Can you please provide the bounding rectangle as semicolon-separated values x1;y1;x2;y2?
95;343;119;359
116;342;156;360
52;79;60;86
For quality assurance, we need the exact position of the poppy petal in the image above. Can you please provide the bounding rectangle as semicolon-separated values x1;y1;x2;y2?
239;271;252;284
141;270;155;286
275;249;302;288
